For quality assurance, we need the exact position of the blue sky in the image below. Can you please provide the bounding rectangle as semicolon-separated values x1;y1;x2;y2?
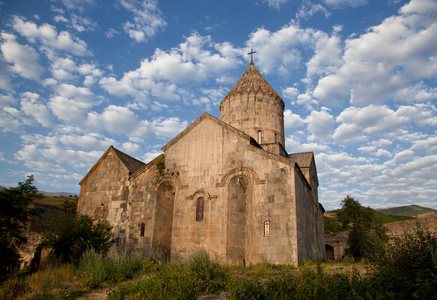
0;0;436;210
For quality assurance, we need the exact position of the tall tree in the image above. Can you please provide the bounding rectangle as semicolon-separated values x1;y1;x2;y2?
0;175;38;280
336;195;387;260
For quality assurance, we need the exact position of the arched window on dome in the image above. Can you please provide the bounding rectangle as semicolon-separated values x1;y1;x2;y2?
196;197;204;222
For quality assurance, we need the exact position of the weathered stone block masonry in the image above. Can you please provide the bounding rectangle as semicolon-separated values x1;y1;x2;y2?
78;62;325;266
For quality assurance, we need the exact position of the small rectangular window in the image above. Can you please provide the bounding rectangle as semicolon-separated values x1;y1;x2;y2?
140;223;145;237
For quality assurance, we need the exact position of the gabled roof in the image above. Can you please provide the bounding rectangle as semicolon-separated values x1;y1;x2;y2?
288;152;314;168
79;146;145;185
162;112;261;152
112;146;146;174
222;62;282;101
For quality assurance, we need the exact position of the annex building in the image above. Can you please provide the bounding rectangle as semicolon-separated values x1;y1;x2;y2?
77;61;325;266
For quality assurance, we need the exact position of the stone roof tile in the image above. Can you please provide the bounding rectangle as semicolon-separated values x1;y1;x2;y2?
223;62;281;100
288;152;314;168
112;146;146;174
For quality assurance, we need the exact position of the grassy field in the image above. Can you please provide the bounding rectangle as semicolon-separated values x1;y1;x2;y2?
0;253;373;300
31;194;78;212
1;247;434;300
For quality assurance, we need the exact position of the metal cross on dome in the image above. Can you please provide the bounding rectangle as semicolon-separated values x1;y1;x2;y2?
248;48;256;62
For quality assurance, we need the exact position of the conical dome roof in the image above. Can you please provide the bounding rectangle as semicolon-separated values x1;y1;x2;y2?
222;62;281;101
220;62;285;153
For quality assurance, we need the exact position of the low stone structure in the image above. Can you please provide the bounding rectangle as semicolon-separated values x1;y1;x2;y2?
78;62;325;266
325;212;437;260
19;203;69;271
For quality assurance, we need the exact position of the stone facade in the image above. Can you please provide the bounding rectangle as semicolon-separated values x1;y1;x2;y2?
78;62;325;266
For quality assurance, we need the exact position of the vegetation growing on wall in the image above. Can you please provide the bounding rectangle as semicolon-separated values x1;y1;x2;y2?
154;157;179;185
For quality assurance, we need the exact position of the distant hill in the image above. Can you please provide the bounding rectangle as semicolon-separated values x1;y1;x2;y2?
376;205;437;217
39;191;79;197
324;206;416;234
31;194;78;213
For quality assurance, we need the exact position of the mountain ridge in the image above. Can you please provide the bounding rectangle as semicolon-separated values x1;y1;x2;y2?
376;204;437;217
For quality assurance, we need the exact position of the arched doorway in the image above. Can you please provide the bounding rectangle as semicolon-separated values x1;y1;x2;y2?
152;181;175;259
227;175;251;265
325;244;335;260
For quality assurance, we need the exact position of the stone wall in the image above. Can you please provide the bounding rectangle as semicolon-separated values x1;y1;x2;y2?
162;116;299;265
78;149;131;251
77;115;324;266
220;92;285;147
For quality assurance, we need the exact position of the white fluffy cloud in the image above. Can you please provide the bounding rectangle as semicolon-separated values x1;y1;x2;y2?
0;33;44;80
246;25;314;75
333;105;418;144
151;117;188;139
119;0;167;43
86;105;139;135
324;0;367;8
20;92;54;127
305;109;334;142
263;0;290;9
11;15;89;56
100;32;242;105
314;0;437;106
296;2;330;22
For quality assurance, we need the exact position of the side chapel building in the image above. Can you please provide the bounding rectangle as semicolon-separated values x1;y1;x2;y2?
77;61;325;266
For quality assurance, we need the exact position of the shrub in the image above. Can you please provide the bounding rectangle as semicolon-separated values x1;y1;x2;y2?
188;248;227;293
42;213;113;262
108;263;201;300
108;250;229;300
0;176;38;280
78;249;146;288
371;222;437;298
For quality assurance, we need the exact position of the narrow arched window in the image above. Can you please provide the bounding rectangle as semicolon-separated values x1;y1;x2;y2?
196;197;204;221
140;222;145;237
264;220;270;237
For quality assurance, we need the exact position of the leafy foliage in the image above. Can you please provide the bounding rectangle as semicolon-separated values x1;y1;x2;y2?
42;213;113;262
324;216;342;234
325;206;414;235
374;222;437;298
0;175;38;280
336;195;388;260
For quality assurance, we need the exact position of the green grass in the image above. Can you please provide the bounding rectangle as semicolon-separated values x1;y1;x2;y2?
377;204;437;216
31;194;78;212
1;242;435;300
0;249;148;300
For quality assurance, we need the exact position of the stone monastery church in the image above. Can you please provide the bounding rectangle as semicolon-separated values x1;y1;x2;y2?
78;61;325;266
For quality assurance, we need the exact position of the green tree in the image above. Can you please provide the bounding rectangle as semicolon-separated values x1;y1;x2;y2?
336;195;387;260
324;216;342;234
42;213;113;262
0;175;38;280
